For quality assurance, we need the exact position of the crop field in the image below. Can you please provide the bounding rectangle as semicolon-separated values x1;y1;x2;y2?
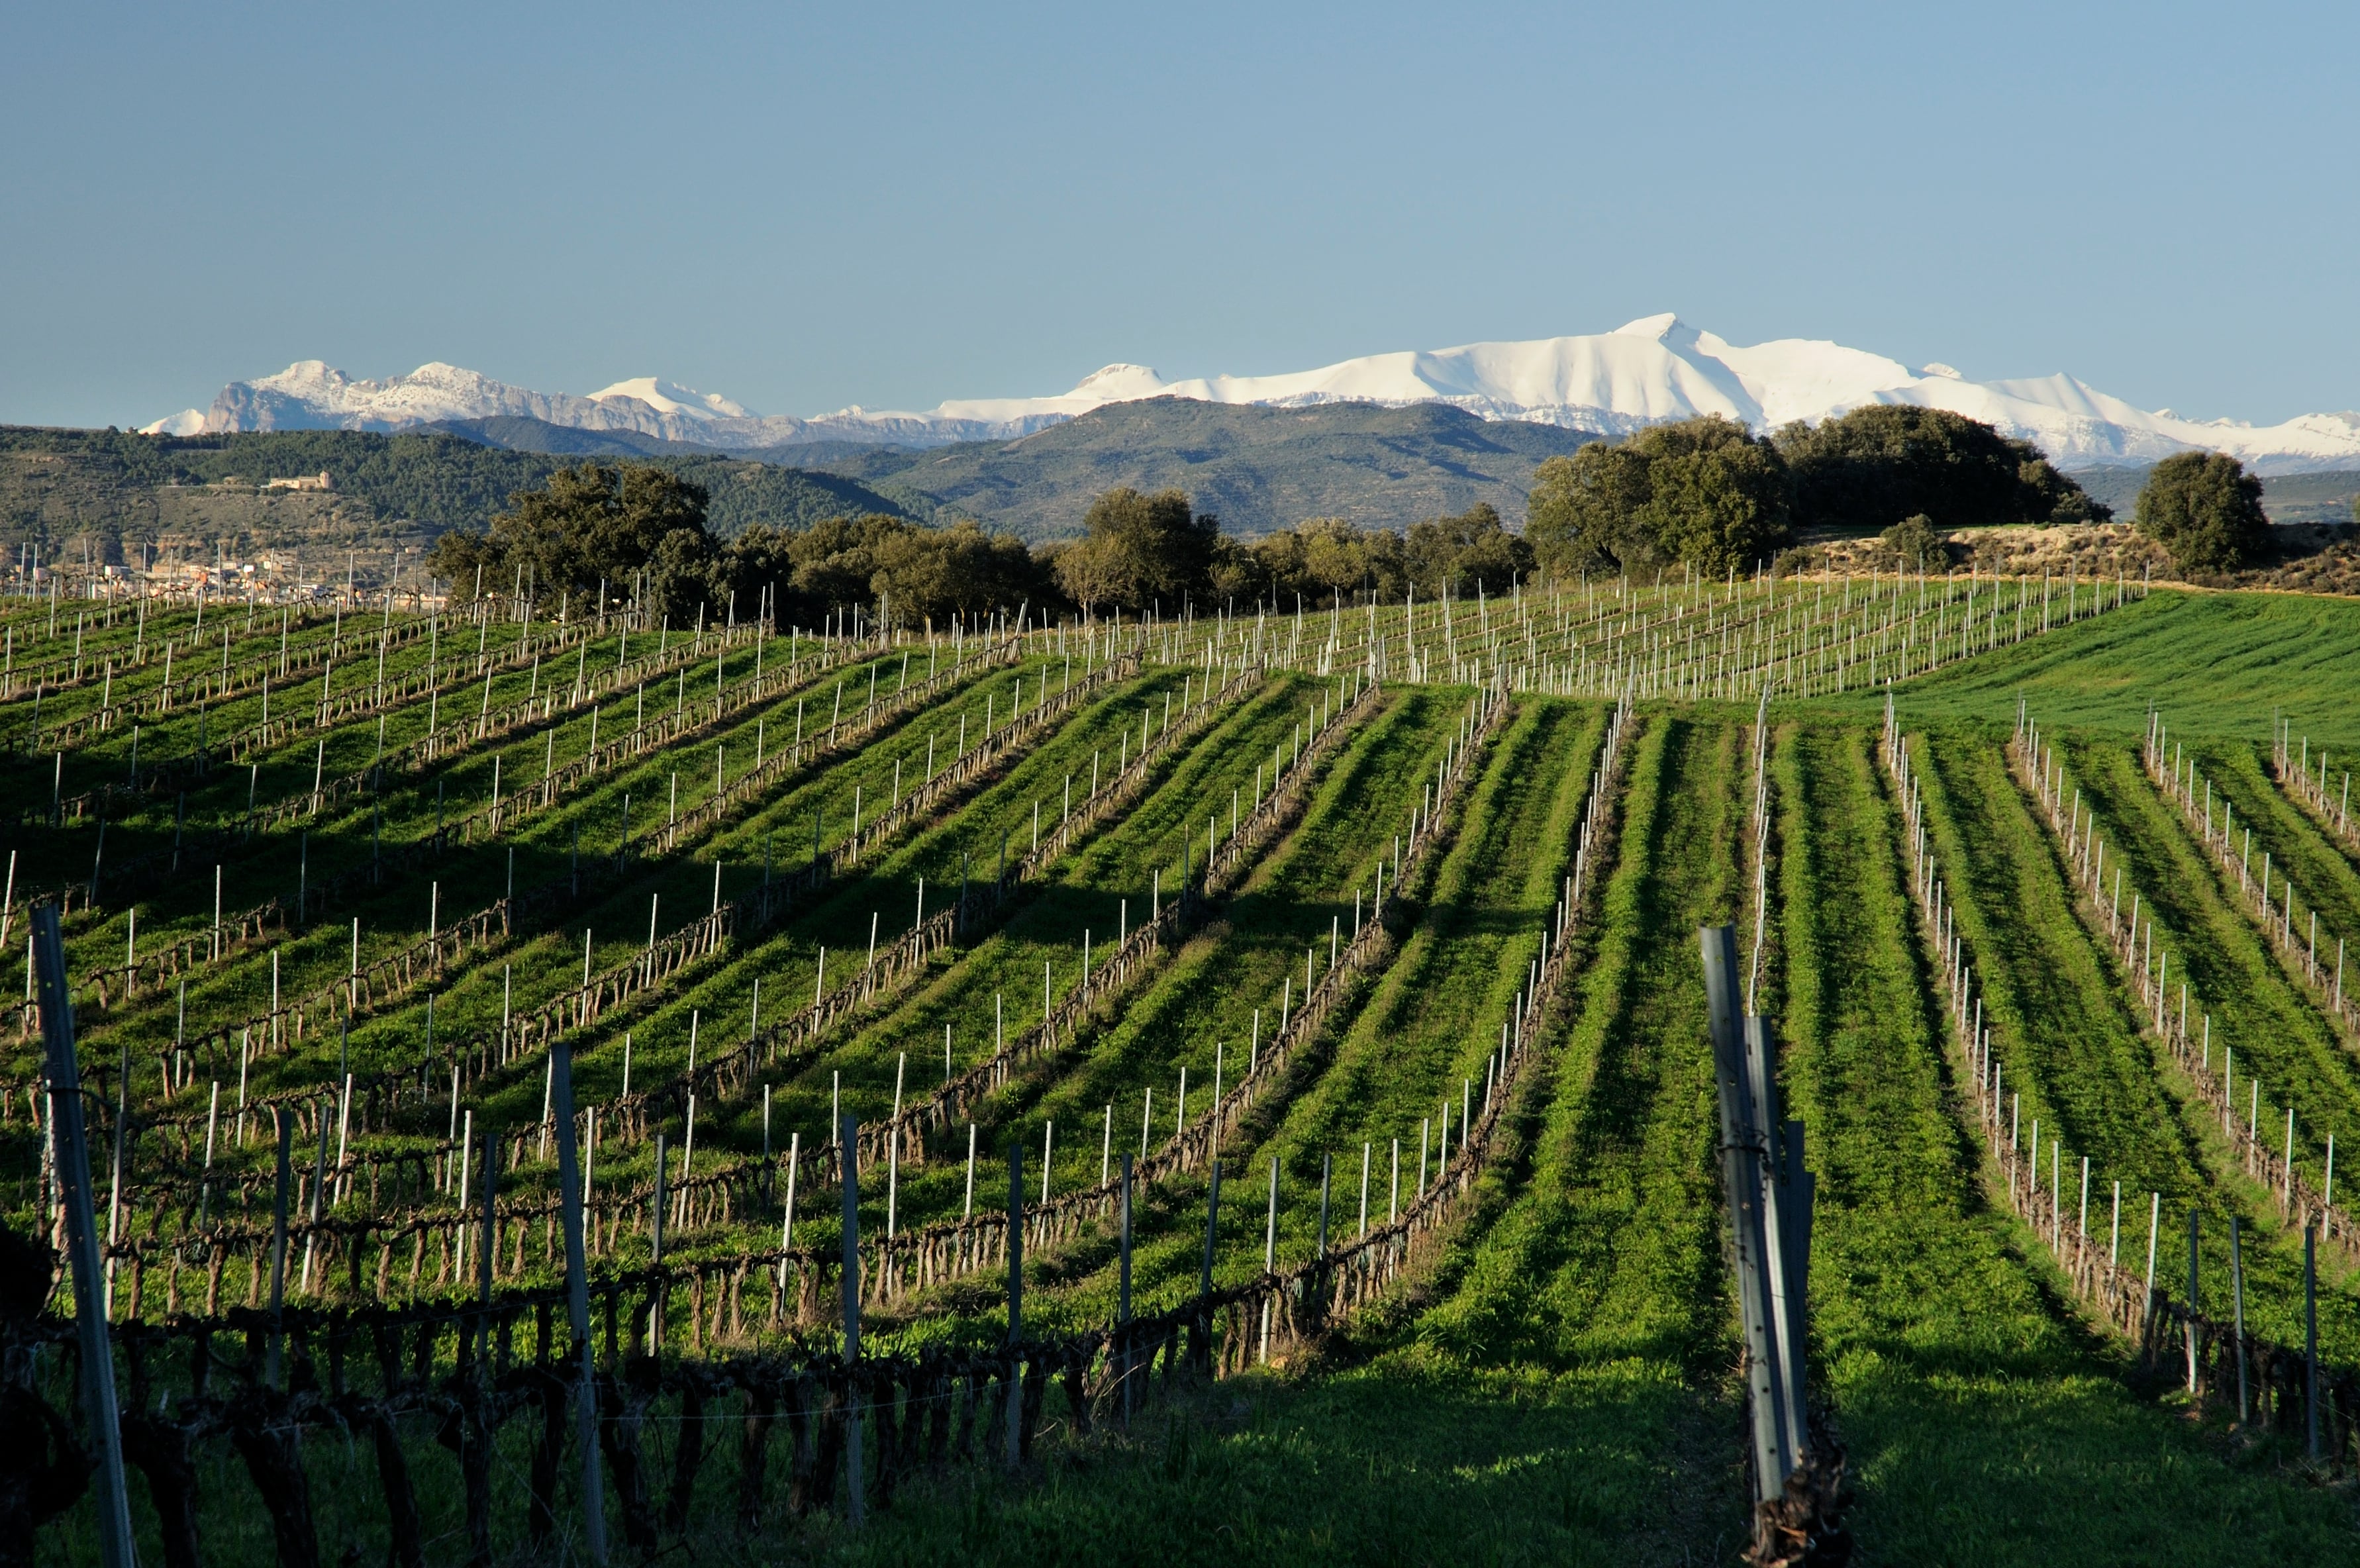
5;577;2360;1567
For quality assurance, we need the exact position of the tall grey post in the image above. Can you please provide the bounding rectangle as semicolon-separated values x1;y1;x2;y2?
1701;924;1798;1502
551;1039;607;1562
840;1114;865;1524
33;904;136;1568
1745;1013;1812;1467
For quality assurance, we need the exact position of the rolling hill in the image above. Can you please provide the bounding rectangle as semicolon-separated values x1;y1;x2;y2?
0;426;909;566
805;398;1602;539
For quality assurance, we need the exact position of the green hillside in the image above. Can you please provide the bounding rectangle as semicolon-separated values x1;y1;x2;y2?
0;424;910;571
805;398;1603;540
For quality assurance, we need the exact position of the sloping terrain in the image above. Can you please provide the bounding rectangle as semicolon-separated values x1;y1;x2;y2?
808;399;1599;538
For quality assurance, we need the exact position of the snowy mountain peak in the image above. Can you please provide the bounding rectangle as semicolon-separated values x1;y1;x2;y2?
144;320;2360;474
1612;312;1687;341
589;378;754;420
1069;364;1169;397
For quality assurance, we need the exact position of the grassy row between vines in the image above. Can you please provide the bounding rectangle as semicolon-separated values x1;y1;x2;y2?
35;634;913;1001
51;648;1062;1106
9;659;1176;1285
875;685;1467;1328
1910;728;2360;1363
2066;736;2360;1170
609;670;1320;1211
1767;720;2355;1564
1007;695;1607;1335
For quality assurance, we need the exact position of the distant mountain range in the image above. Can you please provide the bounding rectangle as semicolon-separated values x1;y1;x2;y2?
144;313;2360;474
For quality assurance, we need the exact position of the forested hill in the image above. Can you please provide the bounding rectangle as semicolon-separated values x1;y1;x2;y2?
0;425;909;560
803;399;1603;540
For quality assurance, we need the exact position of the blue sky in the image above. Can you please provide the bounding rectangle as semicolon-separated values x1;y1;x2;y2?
5;1;2354;430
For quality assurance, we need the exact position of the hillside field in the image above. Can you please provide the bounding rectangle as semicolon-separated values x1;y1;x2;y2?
3;579;2357;1566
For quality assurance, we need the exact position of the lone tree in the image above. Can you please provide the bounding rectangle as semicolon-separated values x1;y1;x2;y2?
2136;452;2269;574
1052;487;1219;613
1406;502;1533;597
426;461;718;620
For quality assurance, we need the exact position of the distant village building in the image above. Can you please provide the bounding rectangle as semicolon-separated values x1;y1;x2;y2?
266;471;333;491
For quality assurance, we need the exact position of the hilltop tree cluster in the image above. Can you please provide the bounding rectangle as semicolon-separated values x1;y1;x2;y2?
1526;405;2110;579
1204;505;1533;607
1044;489;1536;611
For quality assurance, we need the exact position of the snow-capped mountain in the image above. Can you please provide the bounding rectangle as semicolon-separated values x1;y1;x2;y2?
144;317;2360;473
141;358;1069;449
583;377;752;421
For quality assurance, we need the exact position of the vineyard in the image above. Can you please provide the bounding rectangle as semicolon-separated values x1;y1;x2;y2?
5;566;2360;1567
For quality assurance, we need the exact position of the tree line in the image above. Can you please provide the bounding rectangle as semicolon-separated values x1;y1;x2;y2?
420;466;1543;623
420;404;2288;624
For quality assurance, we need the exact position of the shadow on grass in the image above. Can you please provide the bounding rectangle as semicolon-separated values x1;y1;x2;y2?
801;1356;1747;1568
1830;1349;2359;1566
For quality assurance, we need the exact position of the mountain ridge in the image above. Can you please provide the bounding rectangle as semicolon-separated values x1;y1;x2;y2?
142;314;2360;474
807;399;1604;540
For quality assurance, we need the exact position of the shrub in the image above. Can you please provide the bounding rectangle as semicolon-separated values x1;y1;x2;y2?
1881;514;1947;566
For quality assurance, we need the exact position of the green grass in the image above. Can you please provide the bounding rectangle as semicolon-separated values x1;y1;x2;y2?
1826;589;2360;751
26;652;1108;1248
70;649;1042;1089
2190;736;2360;958
749;675;1339;1186
38;634;905;1001
547;664;1248;1173
805;1362;1745;1568
1404;712;1740;1374
956;687;1465;1312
